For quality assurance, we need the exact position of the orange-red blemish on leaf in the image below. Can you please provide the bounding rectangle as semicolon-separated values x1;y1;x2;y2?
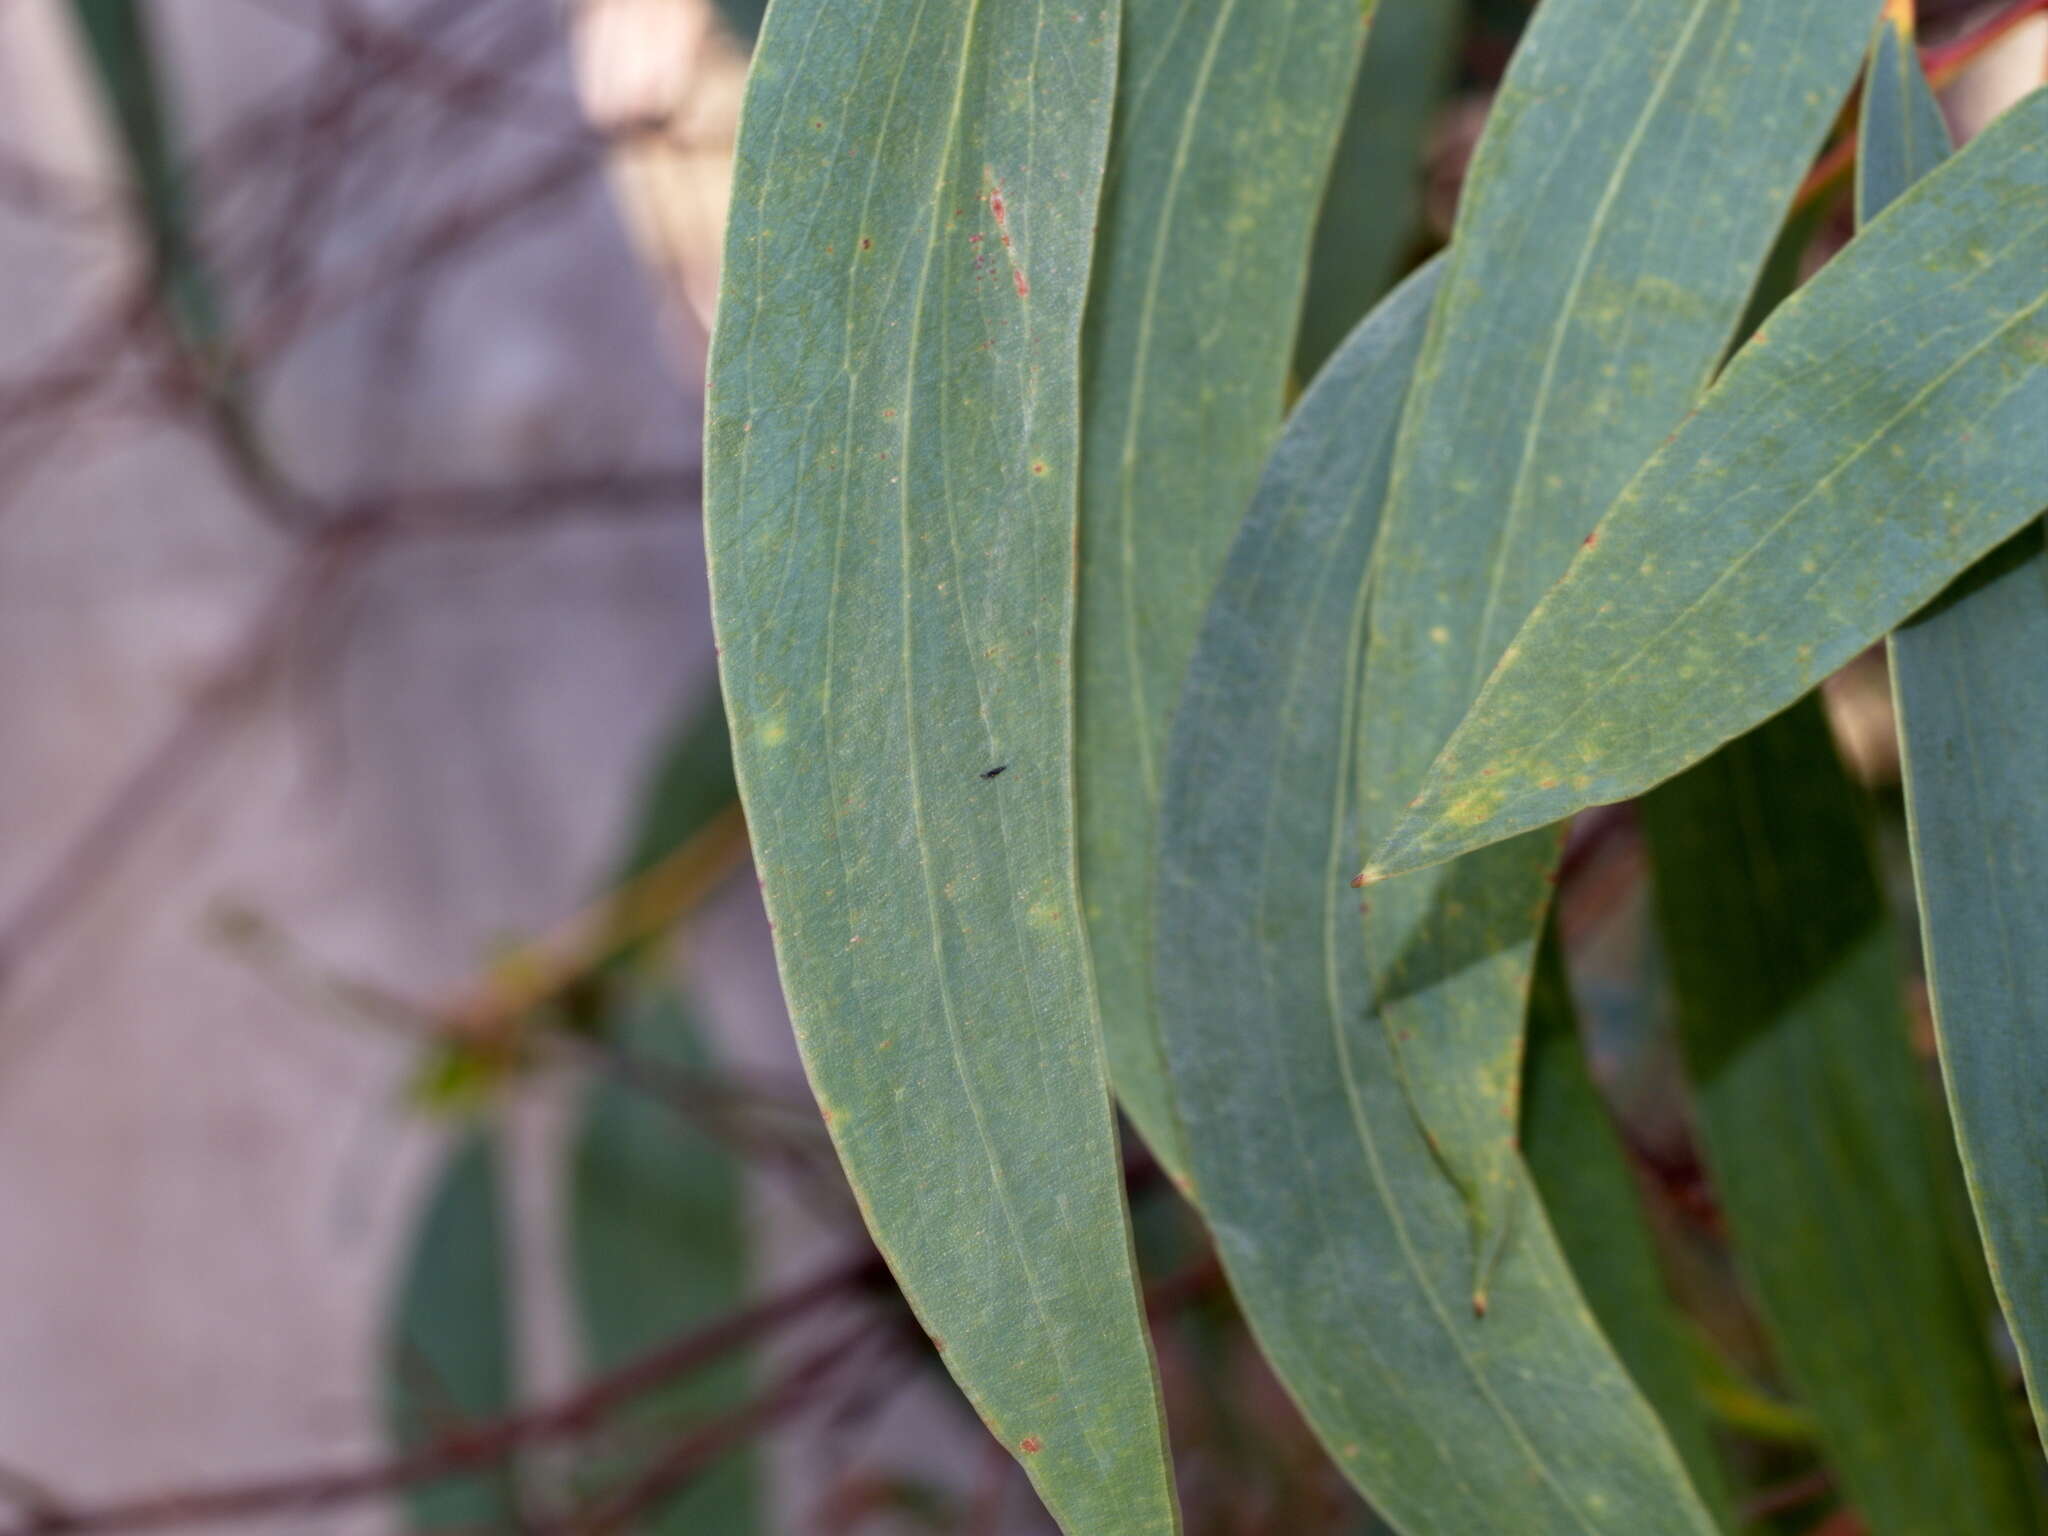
1582;531;1598;548
991;188;1007;225
1018;1436;1042;1454
1013;269;1030;299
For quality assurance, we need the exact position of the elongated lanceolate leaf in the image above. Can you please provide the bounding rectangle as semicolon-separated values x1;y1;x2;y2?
1157;261;1717;1536
703;5;1177;1530
572;991;754;1531
1369;85;2048;879
1294;0;1465;381
1352;0;1875;1271
1871;21;2048;1446
1077;0;1371;1179
1522;922;1730;1525
384;1129;521;1531
1640;698;2042;1535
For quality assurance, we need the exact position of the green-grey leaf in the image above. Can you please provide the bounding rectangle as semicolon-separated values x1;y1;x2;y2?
572;990;753;1530
1353;0;1875;1268
1157;259;1717;1536
1368;86;2048;878
1869;17;2048;1448
1640;698;2042;1536
1522;920;1731;1526
1294;0;1464;381
384;1128;521;1531
703;3;1177;1530
1077;0;1372;1180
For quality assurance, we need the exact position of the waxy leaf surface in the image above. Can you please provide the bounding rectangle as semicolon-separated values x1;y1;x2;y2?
704;3;1176;1528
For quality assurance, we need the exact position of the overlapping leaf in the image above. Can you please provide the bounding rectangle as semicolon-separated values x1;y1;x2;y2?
703;2;1177;1528
1522;922;1729;1524
1871;20;2048;1445
1368;86;2048;879
1352;0;1876;1273
1642;697;2040;1535
1077;0;1372;1178
1294;0;1464;381
1157;260;1717;1536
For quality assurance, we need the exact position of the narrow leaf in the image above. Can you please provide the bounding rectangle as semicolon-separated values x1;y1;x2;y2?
703;4;1178;1529
1522;921;1730;1525
1158;261;1717;1536
1369;86;2048;878
1873;17;2048;1447
1352;0;1875;1268
572;991;754;1530
384;1129;521;1531
1294;0;1465;381
1639;699;2042;1535
1077;0;1373;1179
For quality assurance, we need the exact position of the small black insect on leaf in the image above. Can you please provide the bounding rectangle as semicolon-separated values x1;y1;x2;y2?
980;764;1009;780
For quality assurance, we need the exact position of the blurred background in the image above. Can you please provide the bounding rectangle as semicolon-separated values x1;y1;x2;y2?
0;1;2041;1532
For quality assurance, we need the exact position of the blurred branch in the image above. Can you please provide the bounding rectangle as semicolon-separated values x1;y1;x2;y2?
0;1249;888;1536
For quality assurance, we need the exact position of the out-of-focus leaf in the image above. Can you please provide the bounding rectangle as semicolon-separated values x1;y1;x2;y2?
1351;0;1874;1276
1640;698;2042;1536
703;3;1177;1529
1076;0;1371;1180
1293;0;1464;381
613;690;736;890
710;0;768;47
1367;87;2048;879
1157;259;1716;1535
1870;14;2048;1446
1522;921;1730;1525
384;1128;521;1531
572;990;752;1530
66;1;220;356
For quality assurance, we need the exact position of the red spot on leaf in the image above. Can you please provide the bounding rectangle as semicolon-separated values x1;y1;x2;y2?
991;188;1007;225
1019;1436;1042;1454
1582;531;1598;548
1013;269;1030;298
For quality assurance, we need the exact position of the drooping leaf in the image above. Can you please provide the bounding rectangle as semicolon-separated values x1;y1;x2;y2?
1639;698;2042;1536
1157;259;1717;1536
1522;920;1730;1525
1870;16;2048;1447
384;1128;521;1531
1367;86;2048;879
1294;0;1465;382
571;989;754;1530
702;3;1178;1529
1351;0;1876;1271
1076;0;1373;1180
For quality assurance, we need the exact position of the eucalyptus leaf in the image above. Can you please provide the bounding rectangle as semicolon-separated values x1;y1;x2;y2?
384;1128;521;1531
1870;18;2048;1446
703;1;1177;1527
1352;0;1875;1272
572;990;753;1531
1367;86;2048;879
1077;0;1373;1180
1157;260;1717;1536
1640;698;2042;1536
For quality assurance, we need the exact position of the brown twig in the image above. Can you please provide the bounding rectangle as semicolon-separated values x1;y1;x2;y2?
0;1248;887;1536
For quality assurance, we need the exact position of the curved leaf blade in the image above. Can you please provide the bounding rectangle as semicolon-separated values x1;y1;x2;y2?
1157;261;1717;1536
1294;0;1465;381
1873;18;2048;1447
1368;86;2048;879
1077;0;1372;1179
1352;0;1876;1263
703;4;1178;1529
1641;699;2041;1536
